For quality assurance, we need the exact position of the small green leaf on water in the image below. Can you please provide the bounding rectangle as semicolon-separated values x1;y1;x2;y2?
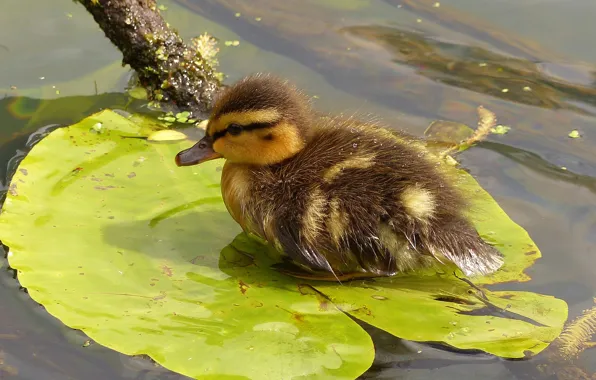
66;13;73;18
163;116;176;123
491;125;511;135
255;17;262;21
127;87;148;100
158;4;167;11
568;129;581;138
147;129;187;142
175;111;191;121
235;12;241;17
224;40;240;47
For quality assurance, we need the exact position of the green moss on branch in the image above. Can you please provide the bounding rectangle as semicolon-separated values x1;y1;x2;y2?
76;0;221;116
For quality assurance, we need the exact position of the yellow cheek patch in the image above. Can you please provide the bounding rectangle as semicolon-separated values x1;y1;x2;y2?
323;154;376;182
215;120;305;165
401;185;436;221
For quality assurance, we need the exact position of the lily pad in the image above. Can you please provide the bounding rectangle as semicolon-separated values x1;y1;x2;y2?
0;111;568;378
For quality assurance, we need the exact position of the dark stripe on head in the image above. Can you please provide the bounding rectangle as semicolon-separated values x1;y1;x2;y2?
212;120;279;141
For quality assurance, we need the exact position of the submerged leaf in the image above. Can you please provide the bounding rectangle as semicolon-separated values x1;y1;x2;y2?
0;111;567;379
147;129;187;142
424;120;474;145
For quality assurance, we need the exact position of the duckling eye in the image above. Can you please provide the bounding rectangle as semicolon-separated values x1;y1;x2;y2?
227;123;243;136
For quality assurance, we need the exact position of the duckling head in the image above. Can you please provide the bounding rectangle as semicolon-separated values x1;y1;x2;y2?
175;74;312;167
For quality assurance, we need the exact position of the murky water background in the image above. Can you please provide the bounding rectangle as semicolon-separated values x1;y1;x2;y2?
1;0;595;378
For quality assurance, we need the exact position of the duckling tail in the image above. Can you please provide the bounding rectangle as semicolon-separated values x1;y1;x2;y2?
423;218;504;277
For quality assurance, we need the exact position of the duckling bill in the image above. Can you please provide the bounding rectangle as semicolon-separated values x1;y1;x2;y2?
175;74;503;281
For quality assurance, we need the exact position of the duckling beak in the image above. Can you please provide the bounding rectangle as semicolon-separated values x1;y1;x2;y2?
175;136;223;166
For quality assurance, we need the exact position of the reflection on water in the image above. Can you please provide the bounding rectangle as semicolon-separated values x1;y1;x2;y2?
1;0;596;379
342;24;596;115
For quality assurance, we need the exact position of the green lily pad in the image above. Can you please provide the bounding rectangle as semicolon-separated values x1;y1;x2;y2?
0;111;568;378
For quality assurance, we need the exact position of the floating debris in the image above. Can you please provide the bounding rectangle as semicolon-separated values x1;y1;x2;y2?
568;130;581;139
491;125;511;135
91;122;103;134
197;119;209;130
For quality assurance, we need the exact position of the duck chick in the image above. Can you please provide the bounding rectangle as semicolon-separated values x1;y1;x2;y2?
175;74;503;281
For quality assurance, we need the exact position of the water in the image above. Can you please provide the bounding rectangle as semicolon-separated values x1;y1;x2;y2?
1;0;595;378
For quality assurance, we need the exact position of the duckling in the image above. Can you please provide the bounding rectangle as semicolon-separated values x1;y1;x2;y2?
175;74;503;281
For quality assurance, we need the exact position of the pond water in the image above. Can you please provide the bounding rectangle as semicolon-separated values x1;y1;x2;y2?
1;0;595;379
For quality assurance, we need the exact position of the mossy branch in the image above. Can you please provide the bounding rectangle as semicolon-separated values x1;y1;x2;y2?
75;0;221;117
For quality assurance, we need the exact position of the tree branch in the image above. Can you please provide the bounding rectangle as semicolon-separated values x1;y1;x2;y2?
76;0;221;116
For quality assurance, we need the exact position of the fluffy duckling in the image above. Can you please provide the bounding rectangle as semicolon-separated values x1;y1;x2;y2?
175;74;503;281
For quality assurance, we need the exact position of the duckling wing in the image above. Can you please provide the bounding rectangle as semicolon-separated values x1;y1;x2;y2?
250;121;503;277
